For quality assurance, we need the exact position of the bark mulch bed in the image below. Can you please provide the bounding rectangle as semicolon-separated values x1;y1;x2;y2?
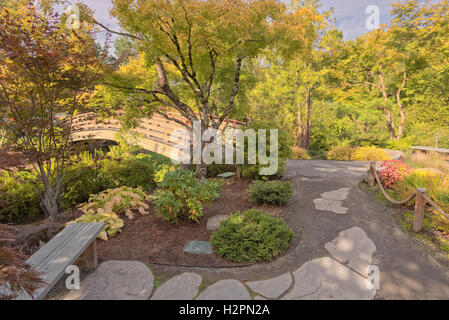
96;178;284;267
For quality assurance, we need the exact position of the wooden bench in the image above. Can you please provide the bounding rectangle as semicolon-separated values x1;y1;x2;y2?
411;146;449;159
15;222;105;300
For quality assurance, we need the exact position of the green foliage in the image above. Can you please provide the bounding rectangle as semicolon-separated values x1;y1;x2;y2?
211;209;294;263
151;169;222;224
100;158;156;191
291;146;311;160
136;152;177;183
248;180;292;206
68;186;149;241
0;171;43;224
238;120;292;179
63;152;158;209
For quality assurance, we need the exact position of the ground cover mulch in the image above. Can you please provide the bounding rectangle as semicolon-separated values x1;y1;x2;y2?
96;178;284;267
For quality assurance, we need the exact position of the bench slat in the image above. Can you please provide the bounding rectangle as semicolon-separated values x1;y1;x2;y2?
16;222;105;300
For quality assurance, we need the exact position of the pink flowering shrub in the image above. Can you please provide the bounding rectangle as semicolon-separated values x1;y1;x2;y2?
379;160;411;190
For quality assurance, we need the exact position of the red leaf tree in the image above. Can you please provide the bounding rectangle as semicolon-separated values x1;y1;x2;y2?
0;0;109;218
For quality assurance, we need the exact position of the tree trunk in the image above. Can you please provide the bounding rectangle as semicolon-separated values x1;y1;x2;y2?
40;185;60;220
395;72;407;141
297;104;303;147
299;87;312;150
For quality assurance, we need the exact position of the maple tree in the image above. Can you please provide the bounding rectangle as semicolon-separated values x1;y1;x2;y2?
93;0;305;178
0;0;109;218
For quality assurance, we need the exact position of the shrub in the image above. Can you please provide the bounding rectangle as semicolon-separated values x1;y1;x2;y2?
248;180;292;206
151;169;222;224
379;160;411;190
136;153;176;183
352;146;391;161
68;187;150;240
63;163;108;209
237;121;292;179
100;158;156;191
0;171;43;224
291;146;311;160
211;209;294;263
327;144;354;161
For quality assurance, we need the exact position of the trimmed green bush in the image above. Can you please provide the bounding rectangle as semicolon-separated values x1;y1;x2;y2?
0;171;43;224
100;158;156;191
151;169;222;224
248;180;292;206
211;209;294;263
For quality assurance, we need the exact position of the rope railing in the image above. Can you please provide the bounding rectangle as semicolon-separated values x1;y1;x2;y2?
367;161;449;232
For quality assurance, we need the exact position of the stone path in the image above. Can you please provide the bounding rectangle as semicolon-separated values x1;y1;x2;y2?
63;261;154;300
65;226;378;300
313;187;351;214
60;160;449;300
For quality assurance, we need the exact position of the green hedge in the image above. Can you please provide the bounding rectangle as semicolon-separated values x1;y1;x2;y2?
248;180;292;206
0;171;43;224
211;209;294;263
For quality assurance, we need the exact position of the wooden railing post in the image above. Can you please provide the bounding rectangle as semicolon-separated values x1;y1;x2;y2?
368;161;377;187
413;188;427;232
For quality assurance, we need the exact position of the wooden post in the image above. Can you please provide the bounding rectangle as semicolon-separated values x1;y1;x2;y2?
413;188;427;232
368;161;376;187
75;240;98;270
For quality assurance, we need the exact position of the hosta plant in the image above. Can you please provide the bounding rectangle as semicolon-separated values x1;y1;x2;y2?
67;187;150;240
150;169;222;224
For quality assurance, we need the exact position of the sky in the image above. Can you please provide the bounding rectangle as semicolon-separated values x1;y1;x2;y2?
65;0;395;54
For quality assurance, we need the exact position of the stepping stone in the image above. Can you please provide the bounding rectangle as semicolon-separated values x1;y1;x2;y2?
321;188;351;201
63;261;154;300
282;257;376;300
183;241;213;254
196;279;251;300
325;227;376;276
313;198;348;214
246;273;292;299
217;172;236;178
207;215;228;231
151;272;202;300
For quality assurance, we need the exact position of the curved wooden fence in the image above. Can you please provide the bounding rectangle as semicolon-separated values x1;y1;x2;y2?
366;161;449;232
70;112;244;160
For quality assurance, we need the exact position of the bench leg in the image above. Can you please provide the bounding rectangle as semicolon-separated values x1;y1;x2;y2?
76;240;98;270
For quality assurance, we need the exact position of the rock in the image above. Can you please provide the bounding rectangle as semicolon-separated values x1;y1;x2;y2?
282;257;376;300
152;272;202;300
196;279;251;300
320;188;351;201
383;149;404;160
206;215;229;231
313;198;348;214
246;273;292;299
183;241;213;254
217;172;236;178
325;227;376;276
254;296;267;300
63;261;154;300
14;222;63;255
